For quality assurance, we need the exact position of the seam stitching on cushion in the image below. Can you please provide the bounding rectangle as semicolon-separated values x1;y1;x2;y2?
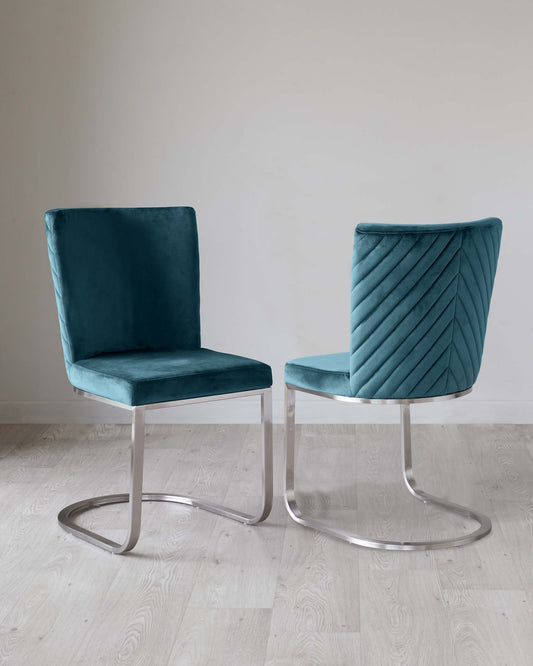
408;346;449;396
365;318;453;397
46;220;75;363
454;329;475;379
449;366;459;387
457;238;490;367
489;227;500;270
352;288;456;394
457;293;483;352
425;368;447;396
462;250;489;316
364;309;454;397
486;228;497;270
444;231;463;392
451;341;469;383
350;245;461;373
470;237;491;307
351;232;452;333
352;234;388;267
350;234;405;294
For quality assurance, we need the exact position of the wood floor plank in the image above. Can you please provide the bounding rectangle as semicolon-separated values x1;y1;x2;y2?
359;569;454;664
66;527;206;665
0;543;123;665
443;588;533;666
292;424;359;522
186;502;284;609
264;631;361;665
465;425;533;594
270;524;359;634
0;424;49;460
267;428;360;635
355;424;439;572
169;608;272;666
433;425;531;592
185;424;284;610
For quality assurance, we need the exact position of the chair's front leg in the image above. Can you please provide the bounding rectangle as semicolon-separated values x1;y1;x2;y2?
120;406;145;551
153;388;273;525
190;387;273;524
254;388;274;523
284;386;298;517
58;391;273;554
57;406;146;554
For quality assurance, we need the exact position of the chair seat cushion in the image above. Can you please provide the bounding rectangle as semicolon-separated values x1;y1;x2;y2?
68;348;272;406
285;353;351;397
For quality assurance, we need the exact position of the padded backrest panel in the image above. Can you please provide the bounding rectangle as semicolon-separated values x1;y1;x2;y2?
350;218;502;399
45;207;200;363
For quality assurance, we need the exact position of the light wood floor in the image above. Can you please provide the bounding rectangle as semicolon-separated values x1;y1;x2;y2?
0;422;532;665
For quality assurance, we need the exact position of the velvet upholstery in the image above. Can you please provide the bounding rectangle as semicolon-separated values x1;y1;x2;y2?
45;207;201;363
286;218;502;400
46;207;272;406
69;349;272;406
285;353;351;397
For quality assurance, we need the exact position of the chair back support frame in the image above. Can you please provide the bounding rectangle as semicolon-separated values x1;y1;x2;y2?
284;384;491;551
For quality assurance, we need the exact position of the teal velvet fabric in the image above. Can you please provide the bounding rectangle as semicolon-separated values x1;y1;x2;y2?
45;207;201;363
285;218;502;400
285;353;351;396
69;348;272;406
45;207;272;406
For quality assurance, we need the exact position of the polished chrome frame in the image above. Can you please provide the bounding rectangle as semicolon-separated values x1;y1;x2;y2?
59;387;273;554
284;384;491;551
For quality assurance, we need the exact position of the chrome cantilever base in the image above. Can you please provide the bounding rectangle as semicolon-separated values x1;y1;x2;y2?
59;387;273;554
284;384;491;551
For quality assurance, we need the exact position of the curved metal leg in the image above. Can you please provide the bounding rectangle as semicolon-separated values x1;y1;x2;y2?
284;387;491;551
58;389;273;554
399;404;491;548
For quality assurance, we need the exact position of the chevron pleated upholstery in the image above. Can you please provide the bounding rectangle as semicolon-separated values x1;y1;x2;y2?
285;218;502;400
349;218;502;399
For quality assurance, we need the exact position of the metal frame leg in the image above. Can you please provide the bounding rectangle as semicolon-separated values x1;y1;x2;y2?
284;386;491;551
58;389;273;554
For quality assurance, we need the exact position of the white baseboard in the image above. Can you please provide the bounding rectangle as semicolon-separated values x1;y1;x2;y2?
0;397;531;424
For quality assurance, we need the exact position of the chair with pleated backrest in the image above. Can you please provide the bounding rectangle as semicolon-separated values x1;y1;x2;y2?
284;218;502;550
45;206;273;554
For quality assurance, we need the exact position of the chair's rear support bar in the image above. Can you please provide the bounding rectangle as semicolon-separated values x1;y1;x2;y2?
284;385;491;551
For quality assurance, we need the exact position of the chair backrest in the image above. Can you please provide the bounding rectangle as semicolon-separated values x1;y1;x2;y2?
45;207;201;364
350;218;502;400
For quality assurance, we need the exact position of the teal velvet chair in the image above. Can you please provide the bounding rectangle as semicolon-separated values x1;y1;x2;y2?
285;218;502;550
45;207;273;554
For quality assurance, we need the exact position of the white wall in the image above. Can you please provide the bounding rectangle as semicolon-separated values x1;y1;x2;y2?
1;0;532;424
